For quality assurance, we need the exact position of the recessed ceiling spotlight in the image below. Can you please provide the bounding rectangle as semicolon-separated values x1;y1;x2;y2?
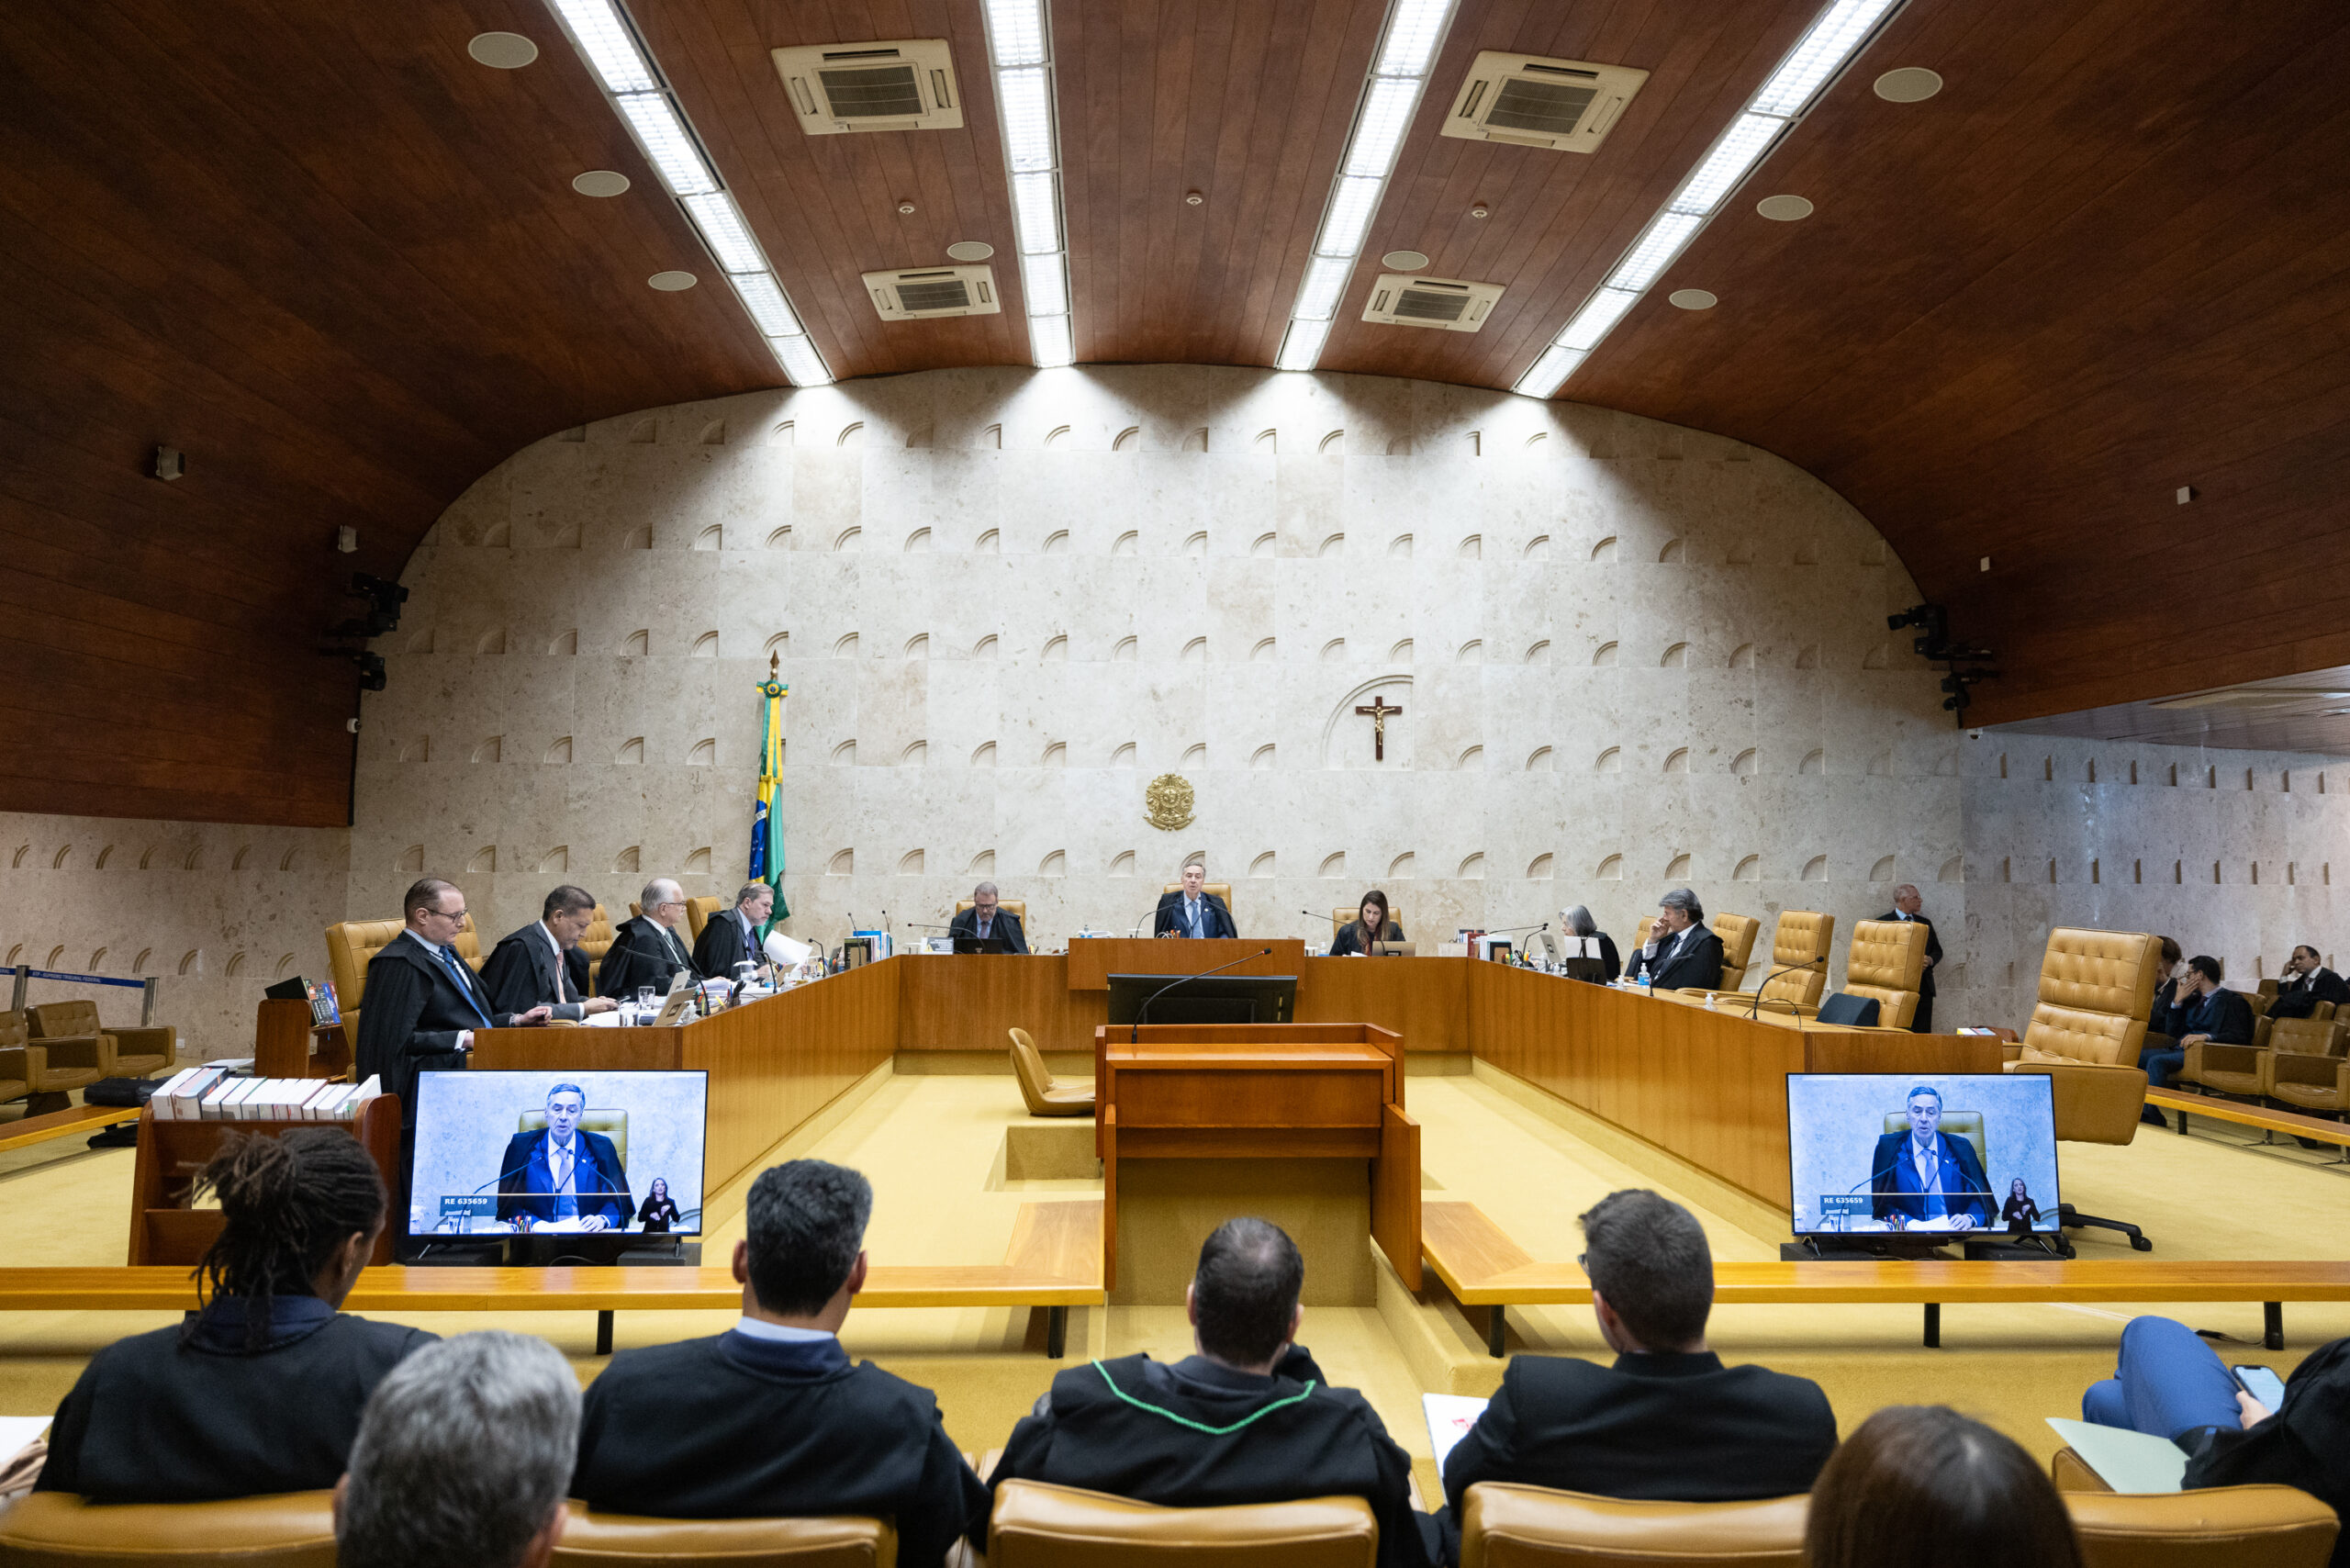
1469;205;1490;219
571;170;631;197
897;201;917;215
946;241;995;262
468;31;541;68
1755;194;1813;220
1185;191;1204;207
1382;250;1430;271
1668;288;1717;309
1873;67;1942;102
647;271;698;291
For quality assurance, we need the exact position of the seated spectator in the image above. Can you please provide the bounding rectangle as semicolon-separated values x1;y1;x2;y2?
2140;955;2251;1126
2266;945;2350;1021
2083;1317;2349;1566
37;1127;432;1502
990;1217;1435;1568
1437;1190;1836;1562
336;1331;578;1568
571;1160;984;1568
1807;1405;2080;1568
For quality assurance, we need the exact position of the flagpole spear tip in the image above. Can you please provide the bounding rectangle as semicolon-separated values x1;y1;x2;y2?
768;651;779;678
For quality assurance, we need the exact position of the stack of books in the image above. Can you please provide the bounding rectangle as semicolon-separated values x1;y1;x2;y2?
148;1067;383;1122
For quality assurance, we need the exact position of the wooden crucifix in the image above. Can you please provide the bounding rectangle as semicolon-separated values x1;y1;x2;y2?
1355;694;1403;760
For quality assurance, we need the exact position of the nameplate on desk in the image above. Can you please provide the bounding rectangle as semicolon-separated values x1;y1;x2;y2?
440;1194;496;1218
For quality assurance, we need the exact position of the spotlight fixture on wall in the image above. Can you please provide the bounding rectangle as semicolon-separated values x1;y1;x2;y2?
332;573;409;639
1891;601;1998;723
353;652;387;693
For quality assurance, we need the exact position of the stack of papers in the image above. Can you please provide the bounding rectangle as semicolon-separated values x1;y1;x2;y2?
2044;1418;2188;1492
1424;1394;1490;1474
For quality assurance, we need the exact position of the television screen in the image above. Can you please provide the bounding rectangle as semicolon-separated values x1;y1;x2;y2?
409;1070;708;1238
1785;1073;2060;1238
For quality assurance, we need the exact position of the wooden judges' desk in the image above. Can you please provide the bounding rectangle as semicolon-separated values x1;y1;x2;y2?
1096;1024;1417;1301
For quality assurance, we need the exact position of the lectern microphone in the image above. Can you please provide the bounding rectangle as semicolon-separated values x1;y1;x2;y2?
1133;948;1273;1044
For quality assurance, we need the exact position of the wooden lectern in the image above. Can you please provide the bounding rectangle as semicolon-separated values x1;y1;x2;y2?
1094;1023;1419;1295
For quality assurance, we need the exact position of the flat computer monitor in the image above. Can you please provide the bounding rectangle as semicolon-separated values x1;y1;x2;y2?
953;936;1011;955
1104;972;1297;1026
409;1070;709;1239
1785;1072;2060;1238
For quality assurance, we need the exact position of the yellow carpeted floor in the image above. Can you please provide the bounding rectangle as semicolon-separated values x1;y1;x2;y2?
3;1064;2345;1495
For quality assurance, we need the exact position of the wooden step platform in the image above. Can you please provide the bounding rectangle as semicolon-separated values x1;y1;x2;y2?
0;1104;140;1155
0;1199;1104;1357
1421;1201;2350;1354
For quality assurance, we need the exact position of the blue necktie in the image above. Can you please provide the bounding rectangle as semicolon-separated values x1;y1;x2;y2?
551;1140;578;1220
1187;900;1202;937
435;943;492;1026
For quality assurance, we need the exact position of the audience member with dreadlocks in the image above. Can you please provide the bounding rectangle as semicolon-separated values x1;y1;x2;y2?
37;1126;436;1501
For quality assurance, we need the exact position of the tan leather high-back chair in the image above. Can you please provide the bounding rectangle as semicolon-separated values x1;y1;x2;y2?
1759;911;1835;1009
552;1502;896;1566
327;913;482;1052
1457;1482;1807;1567
989;1480;1376;1568
1709;913;1762;990
28;998;175;1080
0;1008;106;1114
580;903;616;990
1010;1027;1092;1116
957;899;1030;920
687;896;723;942
2052;1453;2340;1568
1880;1109;1987;1173
2189;1010;2325;1097
1329;905;1403;934
0;1489;340;1565
1843;919;1929;1030
2007;927;2163;1247
2268;1016;2350;1115
1162;882;1236;931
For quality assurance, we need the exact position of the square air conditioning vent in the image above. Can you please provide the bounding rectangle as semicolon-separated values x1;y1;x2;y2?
1439;51;1649;153
1361;274;1503;332
864;265;1001;320
772;39;962;135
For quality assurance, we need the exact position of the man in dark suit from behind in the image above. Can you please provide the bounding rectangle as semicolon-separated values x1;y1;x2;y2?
1153;861;1237;938
481;885;616;1023
1620;888;1724;991
496;1081;632;1232
946;880;1029;953
693;882;774;979
1880;883;1943;1032
990;1217;1437;1568
1437;1190;1836;1563
2266;944;2350;1021
570;1160;986;1568
356;878;550;1126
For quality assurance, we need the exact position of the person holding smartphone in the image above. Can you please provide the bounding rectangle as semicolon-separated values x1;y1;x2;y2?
2080;1316;2350;1563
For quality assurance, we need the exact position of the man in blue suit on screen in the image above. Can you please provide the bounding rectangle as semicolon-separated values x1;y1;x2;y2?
497;1081;632;1232
1869;1085;1992;1230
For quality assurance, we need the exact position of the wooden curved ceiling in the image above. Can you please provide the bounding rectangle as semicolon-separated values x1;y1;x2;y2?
5;0;2348;825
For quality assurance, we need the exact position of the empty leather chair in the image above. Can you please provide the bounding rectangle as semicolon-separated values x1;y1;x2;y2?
1703;912;1834;1012
2266;1017;2350;1117
1456;1482;1807;1567
988;1479;1377;1568
327;912;484;1055
1840;920;1929;1030
29;999;175;1081
2188;1014;2332;1099
0;1489;339;1566
1707;913;1762;991
551;1502;896;1567
2006;927;2164;1249
580;903;617;991
0;1009;105;1116
1010;1027;1093;1116
2050;1452;2340;1568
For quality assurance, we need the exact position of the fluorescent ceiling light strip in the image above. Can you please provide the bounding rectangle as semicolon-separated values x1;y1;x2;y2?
730;273;802;337
1019;252;1069;317
1276;318;1333;373
1316;176;1386;260
1344;76;1423;178
1372;0;1456;78
682;193;767;274
1667;115;1786;216
769;336;831;386
614;92;719;195
984;0;1049;69
1751;0;1900;117
998;67;1057;172
1514;344;1586;398
1028;313;1074;368
548;0;658;93
1293;256;1355;322
1011;171;1061;255
1515;0;1906;394
1557;287;1640;352
1607;211;1706;292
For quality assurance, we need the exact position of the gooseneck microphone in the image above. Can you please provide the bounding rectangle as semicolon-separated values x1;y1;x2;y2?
1133;947;1273;1044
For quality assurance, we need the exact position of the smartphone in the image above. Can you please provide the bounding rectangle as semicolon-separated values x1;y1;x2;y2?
2232;1364;2286;1409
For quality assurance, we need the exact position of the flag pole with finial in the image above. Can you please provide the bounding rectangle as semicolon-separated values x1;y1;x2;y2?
751;651;789;923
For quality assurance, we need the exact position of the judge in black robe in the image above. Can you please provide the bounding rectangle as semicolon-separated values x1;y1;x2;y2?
692;885;773;978
481;920;599;1022
598;892;704;1001
354;922;544;1125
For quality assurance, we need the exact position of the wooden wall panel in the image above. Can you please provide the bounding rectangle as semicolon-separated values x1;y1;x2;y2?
684;957;897;1186
896;955;1106;1055
1294;957;1469;1053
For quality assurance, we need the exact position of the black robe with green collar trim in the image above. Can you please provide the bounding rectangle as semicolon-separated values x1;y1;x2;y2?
986;1348;1436;1568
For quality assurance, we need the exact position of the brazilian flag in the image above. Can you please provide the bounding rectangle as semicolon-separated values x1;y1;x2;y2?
750;665;789;923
